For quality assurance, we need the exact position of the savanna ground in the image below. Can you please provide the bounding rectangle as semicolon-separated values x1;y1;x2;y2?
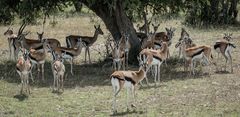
0;14;240;116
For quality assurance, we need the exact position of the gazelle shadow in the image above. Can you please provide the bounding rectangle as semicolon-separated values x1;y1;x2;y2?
13;94;28;101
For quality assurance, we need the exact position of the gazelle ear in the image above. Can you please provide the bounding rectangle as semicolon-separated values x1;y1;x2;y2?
165;28;169;32
230;33;233;36
94;25;97;29
98;25;100;28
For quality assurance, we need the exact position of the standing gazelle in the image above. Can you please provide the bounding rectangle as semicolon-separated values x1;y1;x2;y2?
52;57;65;92
28;39;50;81
112;40;125;71
4;26;21;60
214;34;236;73
16;48;32;95
176;37;215;75
66;25;104;63
110;62;147;113
139;41;169;85
37;31;61;52
53;38;85;75
120;32;131;69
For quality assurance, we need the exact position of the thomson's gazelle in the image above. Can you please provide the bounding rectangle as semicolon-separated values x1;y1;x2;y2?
139;41;169;85
110;63;147;113
52;57;65;92
176;37;214;75
16;49;32;95
214;34;236;73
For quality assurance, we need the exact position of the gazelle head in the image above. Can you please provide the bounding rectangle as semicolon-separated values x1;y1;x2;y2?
175;33;191;49
152;23;160;33
223;33;233;41
94;25;104;35
165;27;176;41
37;31;44;41
4;28;14;36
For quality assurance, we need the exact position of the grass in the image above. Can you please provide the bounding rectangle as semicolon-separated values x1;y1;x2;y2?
0;15;240;116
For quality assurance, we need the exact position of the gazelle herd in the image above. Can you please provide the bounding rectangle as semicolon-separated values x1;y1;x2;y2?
2;22;237;114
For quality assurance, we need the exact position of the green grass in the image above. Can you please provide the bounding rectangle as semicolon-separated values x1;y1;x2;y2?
0;15;240;116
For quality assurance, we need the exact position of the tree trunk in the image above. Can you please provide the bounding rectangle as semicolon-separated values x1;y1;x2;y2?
82;0;141;64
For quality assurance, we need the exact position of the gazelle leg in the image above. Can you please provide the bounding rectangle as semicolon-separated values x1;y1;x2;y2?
57;75;60;92
112;84;120;114
223;54;228;71
53;73;56;91
131;85;136;108
37;64;40;79
84;47;87;63
61;75;64;91
228;51;233;73
87;47;91;63
41;63;45;81
158;65;161;82
154;66;157;85
26;75;30;94
126;87;130;111
70;58;74;75
216;53;220;71
21;78;24;94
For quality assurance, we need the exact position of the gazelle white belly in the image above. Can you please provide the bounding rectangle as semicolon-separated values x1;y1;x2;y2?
152;58;162;65
111;77;120;90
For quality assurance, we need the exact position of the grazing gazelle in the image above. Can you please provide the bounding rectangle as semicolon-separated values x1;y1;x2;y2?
16;48;32;95
65;25;104;63
176;37;214;75
53;38;85;75
214;34;236;73
37;31;61;52
139;41;169;85
52;57;65;92
28;39;50;81
110;62;147;113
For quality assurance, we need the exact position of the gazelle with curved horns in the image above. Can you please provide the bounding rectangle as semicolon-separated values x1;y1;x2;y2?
52;38;85;75
110;60;147;113
16;48;32;95
176;36;215;75
16;22;47;52
65;25;104;63
214;33;236;73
